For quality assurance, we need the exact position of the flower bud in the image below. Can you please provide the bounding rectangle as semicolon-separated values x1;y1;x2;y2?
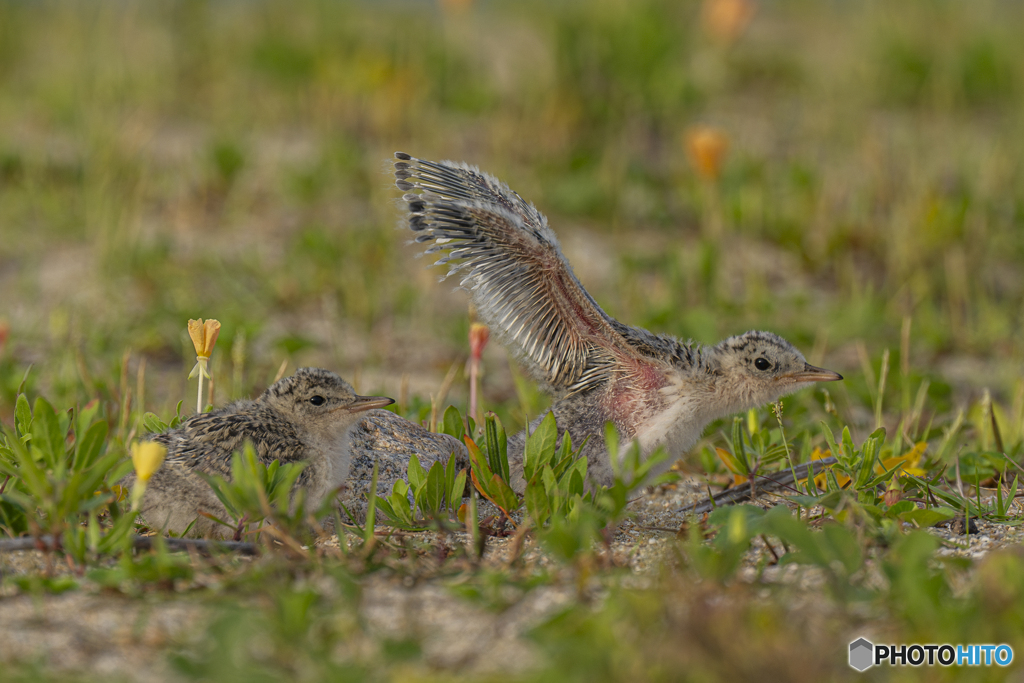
883;476;902;508
702;0;755;44
469;323;490;361
685;126;729;182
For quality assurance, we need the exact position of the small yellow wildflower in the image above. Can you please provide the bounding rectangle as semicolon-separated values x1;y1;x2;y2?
702;0;755;44
685;126;729;182
188;318;221;377
187;318;221;413
808;442;928;489
131;441;167;482
130;441;167;511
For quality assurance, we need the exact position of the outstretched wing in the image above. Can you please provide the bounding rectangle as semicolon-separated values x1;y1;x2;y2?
394;152;644;396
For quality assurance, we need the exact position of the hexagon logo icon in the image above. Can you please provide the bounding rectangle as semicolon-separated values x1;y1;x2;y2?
849;637;874;671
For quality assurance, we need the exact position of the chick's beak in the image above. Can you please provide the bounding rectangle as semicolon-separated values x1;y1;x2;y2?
338;395;396;413
786;363;843;383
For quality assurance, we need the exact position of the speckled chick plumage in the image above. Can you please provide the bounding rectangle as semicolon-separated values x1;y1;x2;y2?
394;152;843;492
135;367;393;536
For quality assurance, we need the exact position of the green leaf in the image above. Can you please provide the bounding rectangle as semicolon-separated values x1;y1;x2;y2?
900;507;957;527
407;454;427;492
841;426;856;462
374;496;410;528
854;436;877;489
541;466;558;497
364;460;379;538
14;394;31;440
142;412;169;434
31;396;64;466
73;420;108;471
567;469;585;500
605;423;620;476
821;524;863;575
108;458;135;485
484;413;509;483
885;500;916;517
1004;475;1020;516
730;417;750;475
423;461;446;516
57;408;73;448
524;412;557;480
441;405;465;441
762;506;830;567
706;503;766;531
559;458;588;498
69;449;123;510
524;483;550;527
96;510;139;554
449;469;467;513
488;474;521;515
820;422;840;460
170;401;186;429
76;399;101;437
466;437;494;491
815;490;847;511
197;471;244;522
444;455;457;508
10;440;49;500
381;487;416;528
0;490;35;513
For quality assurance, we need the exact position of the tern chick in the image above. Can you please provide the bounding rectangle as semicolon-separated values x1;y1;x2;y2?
393;152;842;491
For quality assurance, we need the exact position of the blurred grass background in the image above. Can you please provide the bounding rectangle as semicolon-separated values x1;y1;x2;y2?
0;0;1022;442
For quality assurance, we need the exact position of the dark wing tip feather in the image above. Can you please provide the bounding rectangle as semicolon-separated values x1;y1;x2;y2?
394;151;412;160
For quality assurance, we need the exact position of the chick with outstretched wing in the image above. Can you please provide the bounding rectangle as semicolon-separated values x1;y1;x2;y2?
394;152;841;491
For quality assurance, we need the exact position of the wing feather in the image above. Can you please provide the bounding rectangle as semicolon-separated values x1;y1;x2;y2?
394;152;641;395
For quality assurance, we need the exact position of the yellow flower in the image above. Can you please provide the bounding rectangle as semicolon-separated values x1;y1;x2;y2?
187;318;221;413
130;441;167;511
685;126;729;182
807;442;928;489
702;0;755;44
131;441;167;482
188;318;221;361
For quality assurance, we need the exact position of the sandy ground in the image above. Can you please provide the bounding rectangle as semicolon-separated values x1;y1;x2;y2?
1;477;1021;682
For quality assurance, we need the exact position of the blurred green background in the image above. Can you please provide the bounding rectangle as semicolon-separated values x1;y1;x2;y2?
0;0;1022;441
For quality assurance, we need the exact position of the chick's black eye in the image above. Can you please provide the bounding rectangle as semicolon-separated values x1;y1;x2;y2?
754;358;772;371
309;395;325;406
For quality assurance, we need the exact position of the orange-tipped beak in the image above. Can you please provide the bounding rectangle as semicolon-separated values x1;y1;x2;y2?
786;363;843;383
337;395;395;414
